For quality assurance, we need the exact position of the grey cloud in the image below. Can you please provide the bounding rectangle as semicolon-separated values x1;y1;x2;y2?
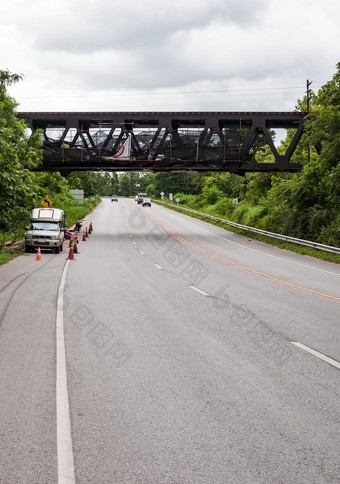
3;0;339;113
30;0;267;54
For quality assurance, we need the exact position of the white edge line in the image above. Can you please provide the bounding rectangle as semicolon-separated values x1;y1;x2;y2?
291;342;340;370
56;260;75;483
189;285;209;296
155;264;164;270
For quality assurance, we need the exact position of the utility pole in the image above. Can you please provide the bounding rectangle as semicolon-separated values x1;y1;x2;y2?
306;79;312;112
306;79;313;163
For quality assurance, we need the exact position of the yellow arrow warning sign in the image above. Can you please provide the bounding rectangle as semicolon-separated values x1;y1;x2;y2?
40;197;54;208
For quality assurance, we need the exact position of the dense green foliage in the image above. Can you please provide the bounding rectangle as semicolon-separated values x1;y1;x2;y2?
0;71;43;231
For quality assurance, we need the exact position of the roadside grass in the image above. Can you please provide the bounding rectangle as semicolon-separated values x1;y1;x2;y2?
153;200;340;264
0;246;25;265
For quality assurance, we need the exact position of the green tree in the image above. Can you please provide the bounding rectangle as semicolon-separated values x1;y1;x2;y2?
305;63;340;169
145;172;197;198
92;172;117;196
0;70;43;230
118;173;132;196
71;172;96;197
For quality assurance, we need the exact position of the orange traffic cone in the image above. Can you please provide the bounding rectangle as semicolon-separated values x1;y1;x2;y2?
74;239;78;254
66;241;75;260
90;222;93;232
82;230;86;241
85;227;89;238
36;247;41;261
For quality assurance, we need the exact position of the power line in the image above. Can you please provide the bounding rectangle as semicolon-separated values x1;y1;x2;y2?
12;85;317;100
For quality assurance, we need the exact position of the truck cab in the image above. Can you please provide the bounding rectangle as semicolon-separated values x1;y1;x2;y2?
25;208;66;254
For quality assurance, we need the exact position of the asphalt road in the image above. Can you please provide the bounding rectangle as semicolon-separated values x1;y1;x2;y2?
0;198;339;484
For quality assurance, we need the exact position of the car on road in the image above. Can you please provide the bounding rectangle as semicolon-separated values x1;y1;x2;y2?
137;193;148;204
111;195;118;202
142;197;152;207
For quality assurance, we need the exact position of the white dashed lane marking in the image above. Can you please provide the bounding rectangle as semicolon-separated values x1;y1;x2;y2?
189;286;209;296
291;342;340;370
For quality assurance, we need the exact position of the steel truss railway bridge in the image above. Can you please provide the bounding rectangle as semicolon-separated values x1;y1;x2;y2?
19;111;307;174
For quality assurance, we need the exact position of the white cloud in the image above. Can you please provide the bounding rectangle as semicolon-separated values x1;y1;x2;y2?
1;0;339;112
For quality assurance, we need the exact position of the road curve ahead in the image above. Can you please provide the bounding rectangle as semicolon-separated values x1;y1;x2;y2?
0;198;339;483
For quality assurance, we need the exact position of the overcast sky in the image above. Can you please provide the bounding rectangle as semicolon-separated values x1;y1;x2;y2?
1;0;339;113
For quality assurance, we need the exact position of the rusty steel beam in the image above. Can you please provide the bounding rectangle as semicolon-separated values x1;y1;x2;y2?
18;111;306;174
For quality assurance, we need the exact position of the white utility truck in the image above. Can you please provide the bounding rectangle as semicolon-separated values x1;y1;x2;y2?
25;208;66;253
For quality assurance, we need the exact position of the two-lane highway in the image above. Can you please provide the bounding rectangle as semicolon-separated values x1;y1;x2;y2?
1;198;339;483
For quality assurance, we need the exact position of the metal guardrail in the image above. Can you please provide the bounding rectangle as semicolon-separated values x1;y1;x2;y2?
162;203;340;255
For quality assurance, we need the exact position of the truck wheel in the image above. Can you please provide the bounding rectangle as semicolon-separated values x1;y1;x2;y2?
25;246;31;253
55;246;60;254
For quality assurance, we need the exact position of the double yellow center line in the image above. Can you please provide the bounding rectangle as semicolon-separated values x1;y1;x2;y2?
144;209;340;304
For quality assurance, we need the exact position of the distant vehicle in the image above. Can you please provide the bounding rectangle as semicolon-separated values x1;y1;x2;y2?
137;193;148;204
111;195;118;202
142;197;152;207
25;208;65;254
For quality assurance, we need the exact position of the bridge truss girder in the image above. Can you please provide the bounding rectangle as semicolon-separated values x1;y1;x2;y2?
19;111;306;174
